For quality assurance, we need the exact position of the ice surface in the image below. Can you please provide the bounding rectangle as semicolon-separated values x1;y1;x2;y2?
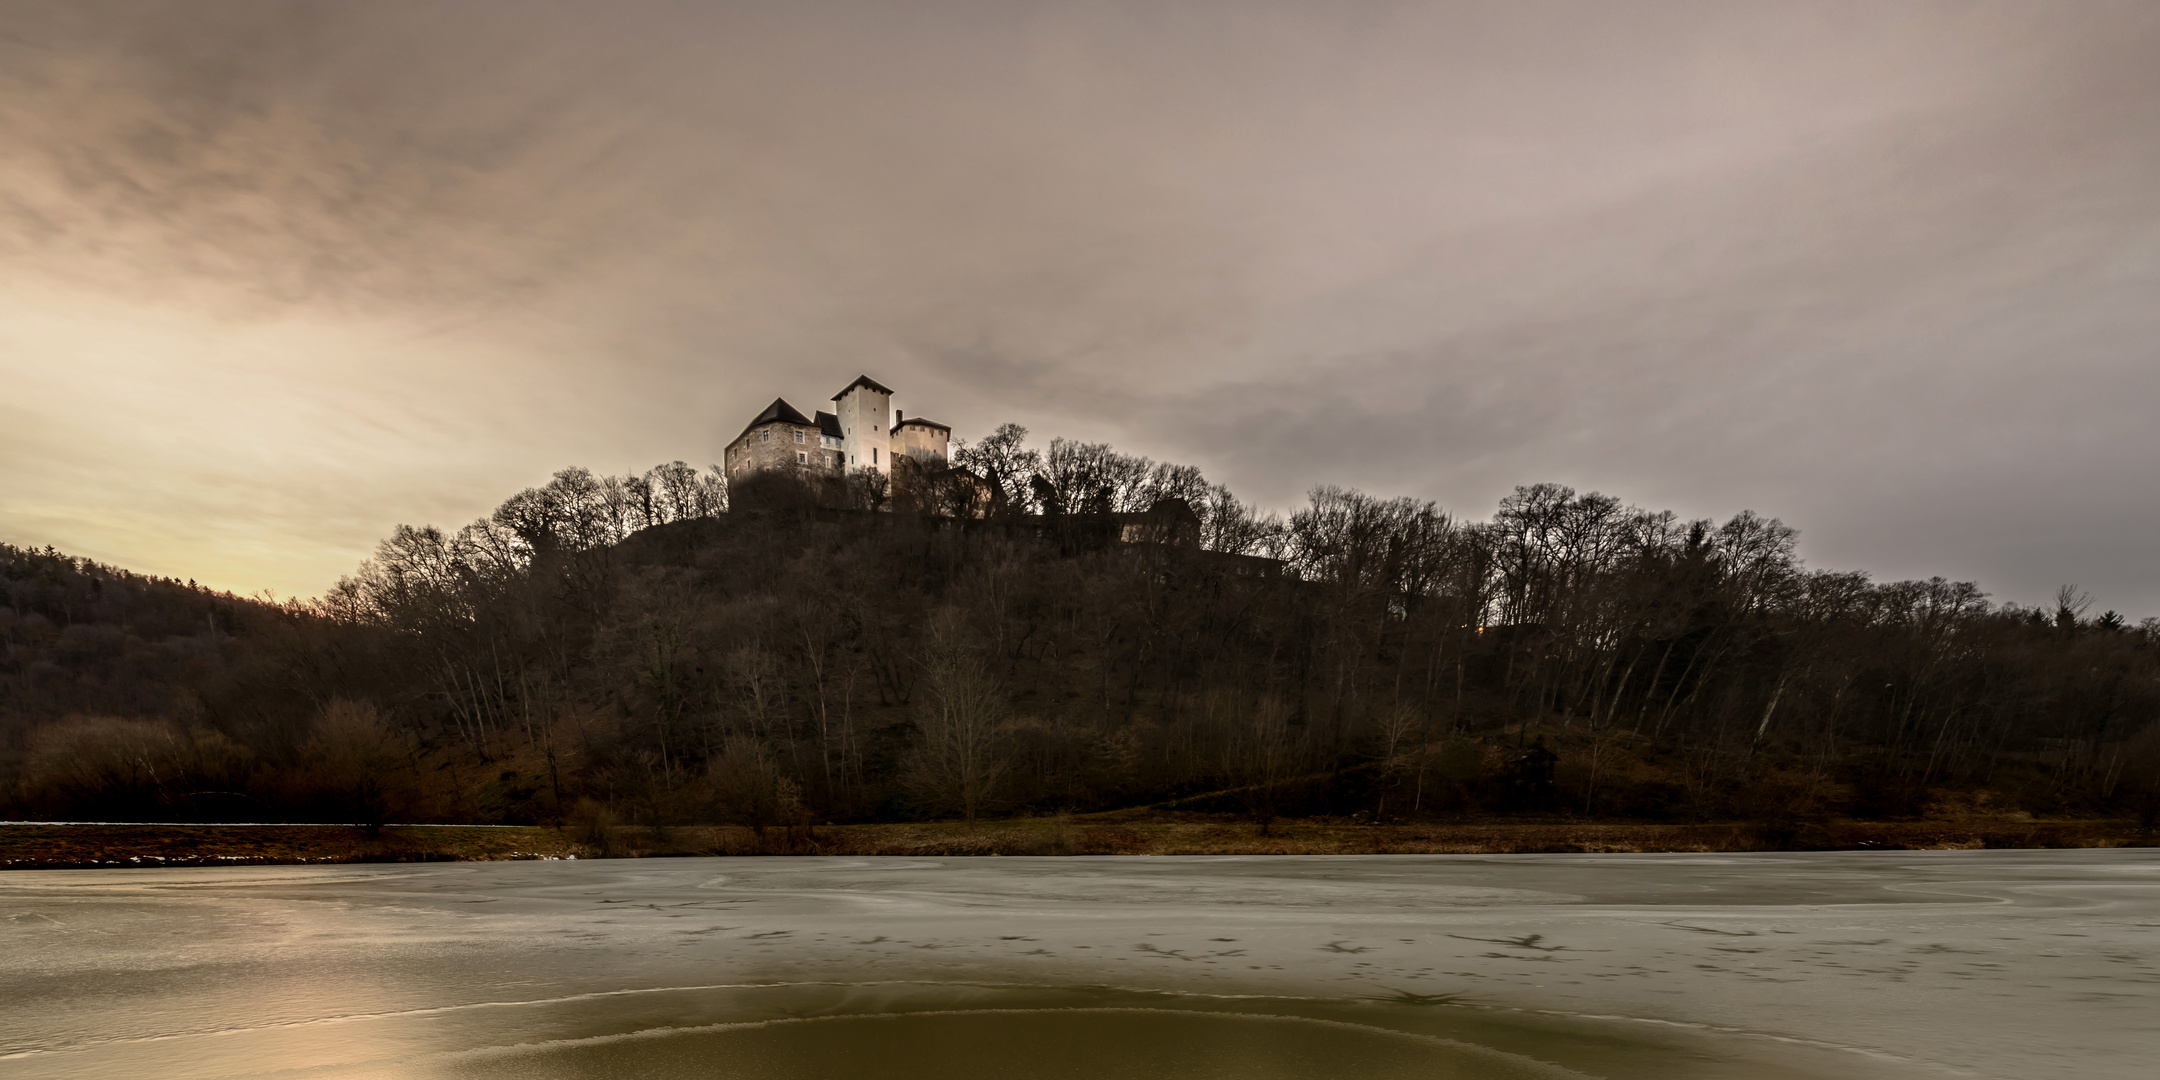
1;850;2154;1079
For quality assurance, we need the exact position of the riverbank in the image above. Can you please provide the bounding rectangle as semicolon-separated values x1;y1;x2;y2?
2;813;2148;868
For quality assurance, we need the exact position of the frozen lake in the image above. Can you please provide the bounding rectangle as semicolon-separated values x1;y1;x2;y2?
2;850;2155;1079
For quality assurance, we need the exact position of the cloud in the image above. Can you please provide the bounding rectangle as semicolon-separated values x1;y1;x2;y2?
2;1;2157;614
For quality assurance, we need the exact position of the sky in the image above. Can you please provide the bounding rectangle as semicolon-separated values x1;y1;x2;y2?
2;1;2156;614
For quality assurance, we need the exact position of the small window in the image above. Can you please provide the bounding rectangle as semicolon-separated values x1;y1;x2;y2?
797;451;807;464
872;447;878;465
794;430;804;443
760;430;769;443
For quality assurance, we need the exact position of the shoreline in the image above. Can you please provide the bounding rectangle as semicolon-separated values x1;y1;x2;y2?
2;815;2148;869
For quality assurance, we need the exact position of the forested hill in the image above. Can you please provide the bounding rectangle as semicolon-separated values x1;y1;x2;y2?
5;430;2159;832
1;544;263;725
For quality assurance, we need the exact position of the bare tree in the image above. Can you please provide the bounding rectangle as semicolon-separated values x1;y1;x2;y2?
1221;694;1299;835
953;422;1041;517
903;609;1008;819
707;735;801;837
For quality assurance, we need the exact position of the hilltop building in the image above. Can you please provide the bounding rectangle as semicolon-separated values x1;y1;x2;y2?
714;376;1275;574
721;375;952;486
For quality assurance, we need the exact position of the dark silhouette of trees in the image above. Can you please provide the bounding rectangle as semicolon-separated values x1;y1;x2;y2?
6;443;2158;832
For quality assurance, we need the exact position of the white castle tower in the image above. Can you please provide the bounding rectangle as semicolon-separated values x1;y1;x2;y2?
832;375;894;475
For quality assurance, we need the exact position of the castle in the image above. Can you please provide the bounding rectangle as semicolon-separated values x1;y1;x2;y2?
717;375;1255;568
721;375;952;486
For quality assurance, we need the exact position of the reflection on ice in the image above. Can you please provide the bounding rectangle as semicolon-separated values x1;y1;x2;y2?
1;850;2155;1080
446;1008;1578;1080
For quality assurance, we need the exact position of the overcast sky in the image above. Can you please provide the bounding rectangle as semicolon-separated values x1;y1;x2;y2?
3;1;2156;614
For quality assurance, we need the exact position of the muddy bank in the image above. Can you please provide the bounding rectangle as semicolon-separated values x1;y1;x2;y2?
3;814;2147;868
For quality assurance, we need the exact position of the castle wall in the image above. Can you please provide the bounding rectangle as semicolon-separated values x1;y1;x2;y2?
891;420;950;464
724;421;834;484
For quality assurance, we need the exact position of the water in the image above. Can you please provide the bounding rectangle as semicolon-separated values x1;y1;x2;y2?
2;850;2154;1079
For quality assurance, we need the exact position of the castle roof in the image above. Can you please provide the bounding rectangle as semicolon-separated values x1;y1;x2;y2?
814;411;843;439
733;397;814;442
747;397;812;427
895;416;951;433
831;374;894;401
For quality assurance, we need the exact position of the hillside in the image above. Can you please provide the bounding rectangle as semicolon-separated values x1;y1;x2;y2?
6;433;2160;838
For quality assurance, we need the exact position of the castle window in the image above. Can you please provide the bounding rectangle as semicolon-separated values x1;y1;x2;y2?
798;451;807;464
794;430;804;443
872;447;878;465
760;431;769;443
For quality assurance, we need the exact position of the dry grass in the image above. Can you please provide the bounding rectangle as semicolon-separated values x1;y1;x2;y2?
0;823;583;869
3;813;2146;869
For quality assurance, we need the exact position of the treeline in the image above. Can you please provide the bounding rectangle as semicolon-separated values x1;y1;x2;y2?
4;436;2159;835
0;543;256;726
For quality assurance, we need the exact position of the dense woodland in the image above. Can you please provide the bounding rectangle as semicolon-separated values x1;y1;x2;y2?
6;426;2159;835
